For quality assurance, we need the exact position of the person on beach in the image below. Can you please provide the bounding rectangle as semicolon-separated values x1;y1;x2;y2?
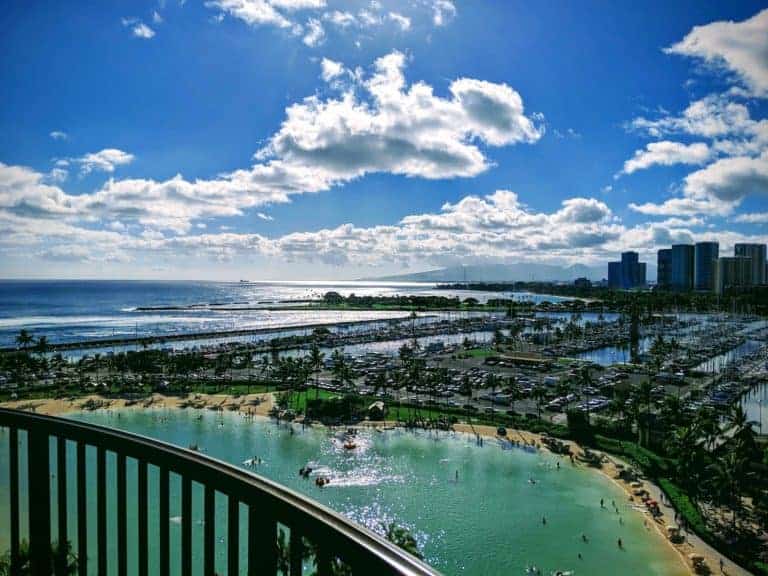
600;498;604;508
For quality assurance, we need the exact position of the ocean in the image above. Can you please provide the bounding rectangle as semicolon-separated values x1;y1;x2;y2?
0;280;571;349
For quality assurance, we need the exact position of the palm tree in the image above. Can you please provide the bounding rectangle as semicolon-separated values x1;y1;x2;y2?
34;336;51;358
0;538;77;575
383;523;422;559
708;451;748;529
635;380;653;446
533;385;547;420
728;404;758;459
309;343;324;400
580;367;594;425
665;424;703;491
15;329;34;352
696;407;720;452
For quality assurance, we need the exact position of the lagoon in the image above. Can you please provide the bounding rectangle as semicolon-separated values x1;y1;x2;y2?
0;408;686;575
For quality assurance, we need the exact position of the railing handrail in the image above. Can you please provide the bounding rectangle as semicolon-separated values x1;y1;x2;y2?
0;407;440;576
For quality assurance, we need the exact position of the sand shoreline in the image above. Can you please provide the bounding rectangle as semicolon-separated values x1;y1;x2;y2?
1;394;751;576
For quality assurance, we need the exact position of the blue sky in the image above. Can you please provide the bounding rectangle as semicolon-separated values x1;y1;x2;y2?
0;0;766;280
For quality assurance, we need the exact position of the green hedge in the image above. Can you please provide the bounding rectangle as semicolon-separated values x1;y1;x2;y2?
657;479;709;536
593;435;671;476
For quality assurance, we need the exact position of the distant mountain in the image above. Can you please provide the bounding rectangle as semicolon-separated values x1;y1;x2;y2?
366;263;609;283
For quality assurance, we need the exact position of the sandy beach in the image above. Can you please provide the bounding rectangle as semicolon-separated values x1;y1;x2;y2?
1;396;752;576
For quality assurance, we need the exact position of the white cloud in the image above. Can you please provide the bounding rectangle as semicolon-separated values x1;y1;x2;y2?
388;12;411;31
320;57;344;82
664;8;768;98
259;51;543;181
0;53;542;248
629;95;755;139
323;10;356;28
432;0;456;26
733;212;768;224
302;18;325;47
152;11;164;24
257;212;274;221
75;149;135;175
47;168;69;183
619;141;710;176
49;131;68;141
205;0;293;28
683;149;768;204
132;22;156;39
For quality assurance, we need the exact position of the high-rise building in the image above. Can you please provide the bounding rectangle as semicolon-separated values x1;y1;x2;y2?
657;248;672;289
608;261;621;289
671;244;694;291
734;243;767;285
694;241;719;291
715;256;752;294
608;252;646;289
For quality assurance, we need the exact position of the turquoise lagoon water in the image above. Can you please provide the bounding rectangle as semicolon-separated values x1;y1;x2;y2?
0;409;686;575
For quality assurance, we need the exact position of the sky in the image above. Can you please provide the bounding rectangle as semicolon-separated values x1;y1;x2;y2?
0;0;766;281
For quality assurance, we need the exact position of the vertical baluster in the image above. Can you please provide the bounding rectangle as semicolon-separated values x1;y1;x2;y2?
228;496;239;576
204;486;215;576
182;477;192;575
28;429;51;575
77;442;87;576
56;437;68;576
117;453;127;576
9;428;19;574
159;467;170;576
290;528;304;576
138;460;148;576
248;503;276;576
97;447;107;575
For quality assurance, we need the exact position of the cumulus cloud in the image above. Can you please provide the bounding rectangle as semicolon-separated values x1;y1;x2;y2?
683;150;768;203
302;18;325;46
629;95;755;139
132;22;156;38
49;131;68;141
432;0;456;26
622;11;768;218
75;149;135;175
664;8;768;98
0;53;541;237
733;212;768;224
205;0;293;28
319;57;344;82
207;0;453;45
388;12;411;31
258;51;543;181
323;10;355;28
619;141;710;176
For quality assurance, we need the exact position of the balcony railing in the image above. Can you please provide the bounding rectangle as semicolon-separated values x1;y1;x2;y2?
0;407;440;576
